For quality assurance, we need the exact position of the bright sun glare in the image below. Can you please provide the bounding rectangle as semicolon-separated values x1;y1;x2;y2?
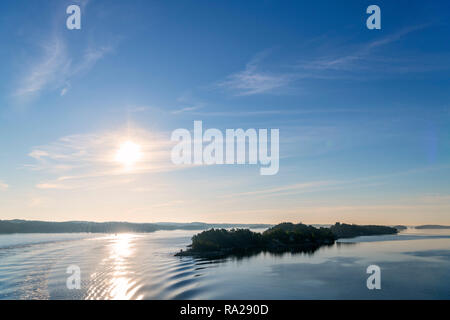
115;141;142;167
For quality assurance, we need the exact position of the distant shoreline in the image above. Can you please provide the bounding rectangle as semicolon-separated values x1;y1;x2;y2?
0;219;448;234
415;225;450;229
0;220;272;234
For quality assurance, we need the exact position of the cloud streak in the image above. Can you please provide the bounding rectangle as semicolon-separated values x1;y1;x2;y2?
221;165;450;199
218;25;437;96
28;127;176;190
15;35;113;100
0;181;8;191
15;37;69;97
217;51;294;96
296;24;436;74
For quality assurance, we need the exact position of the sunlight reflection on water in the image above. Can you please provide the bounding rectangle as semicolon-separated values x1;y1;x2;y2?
1;229;449;299
86;234;143;300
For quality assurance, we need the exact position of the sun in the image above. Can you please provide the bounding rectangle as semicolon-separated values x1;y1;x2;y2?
115;141;142;167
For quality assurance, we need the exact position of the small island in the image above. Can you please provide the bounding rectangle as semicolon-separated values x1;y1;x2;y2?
176;222;398;258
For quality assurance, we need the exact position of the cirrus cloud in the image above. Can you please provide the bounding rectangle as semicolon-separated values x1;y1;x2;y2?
0;181;8;191
27;126;176;191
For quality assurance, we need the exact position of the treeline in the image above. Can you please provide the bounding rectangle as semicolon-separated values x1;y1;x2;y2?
190;228;265;252
0;220;272;234
329;222;398;238
262;222;336;246
415;225;450;229
0;220;160;234
178;222;398;256
185;223;336;253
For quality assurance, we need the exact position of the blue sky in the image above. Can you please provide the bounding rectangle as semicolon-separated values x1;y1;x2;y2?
0;0;449;224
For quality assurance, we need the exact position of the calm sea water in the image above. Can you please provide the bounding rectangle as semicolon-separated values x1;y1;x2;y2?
0;228;449;299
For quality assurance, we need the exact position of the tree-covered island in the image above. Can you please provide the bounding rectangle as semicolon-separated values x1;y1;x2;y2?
176;222;398;258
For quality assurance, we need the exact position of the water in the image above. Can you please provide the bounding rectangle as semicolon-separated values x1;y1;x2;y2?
0;228;449;299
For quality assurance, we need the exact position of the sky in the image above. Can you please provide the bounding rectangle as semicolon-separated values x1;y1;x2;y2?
0;0;449;225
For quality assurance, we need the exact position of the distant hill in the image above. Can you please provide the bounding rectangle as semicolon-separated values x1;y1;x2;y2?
415;225;450;229
0;220;272;234
153;222;272;229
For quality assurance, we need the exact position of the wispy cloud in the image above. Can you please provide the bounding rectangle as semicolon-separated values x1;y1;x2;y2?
189;108;367;117
126;105;150;113
417;194;450;204
15;37;69;98
221;165;450;200
296;24;436;75
171;92;205;114
0;181;8;191
218;25;437;96
223;180;337;198
217;51;294;96
171;106;202;114
60;83;70;96
15;35;113;100
28;127;176;190
28;196;51;208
